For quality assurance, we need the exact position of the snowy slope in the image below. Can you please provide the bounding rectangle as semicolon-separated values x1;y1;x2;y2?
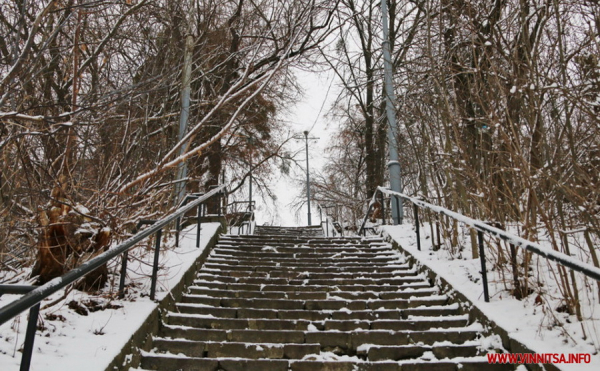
383;224;600;371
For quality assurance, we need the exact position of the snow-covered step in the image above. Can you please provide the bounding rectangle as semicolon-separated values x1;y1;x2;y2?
138;356;514;371
186;287;439;299
188;282;343;292
198;270;417;280
214;242;388;250
209;250;394;258
217;238;386;246
188;281;434;292
204;259;405;268
206;254;394;266
254;225;325;237
201;263;413;273
157;326;481;347
194;275;428;286
179;296;450;310
165;314;469;331
174;305;462;321
149;339;322;359
212;244;390;251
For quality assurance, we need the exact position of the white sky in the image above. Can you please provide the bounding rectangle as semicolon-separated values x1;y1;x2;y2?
254;67;339;226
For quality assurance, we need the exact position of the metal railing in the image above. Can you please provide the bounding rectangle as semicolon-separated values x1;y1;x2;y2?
359;186;600;303
225;200;255;235
0;285;38;371
0;185;226;371
317;204;343;237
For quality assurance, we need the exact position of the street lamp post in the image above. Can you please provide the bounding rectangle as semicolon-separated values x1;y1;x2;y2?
381;0;403;224
303;130;312;225
174;33;194;205
242;135;254;212
294;130;318;226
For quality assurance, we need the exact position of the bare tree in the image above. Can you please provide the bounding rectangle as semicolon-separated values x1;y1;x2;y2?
0;0;339;289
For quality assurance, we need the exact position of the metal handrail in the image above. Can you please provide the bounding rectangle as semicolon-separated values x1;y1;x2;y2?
359;186;600;302
225;200;255;235
227;200;255;212
0;185;226;327
317;204;340;237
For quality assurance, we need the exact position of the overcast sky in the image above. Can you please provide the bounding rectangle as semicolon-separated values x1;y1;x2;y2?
254;67;339;226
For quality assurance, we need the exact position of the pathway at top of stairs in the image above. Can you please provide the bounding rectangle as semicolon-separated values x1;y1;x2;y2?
135;226;513;371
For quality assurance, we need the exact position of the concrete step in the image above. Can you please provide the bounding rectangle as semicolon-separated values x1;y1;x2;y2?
174;305;461;321
186;287;439;300
202;263;412;273
214;239;387;245
214;244;389;252
220;234;384;241
139;355;288;371
194;275;427;287
216;241;388;249
150;339;321;359
158;326;480;349
361;343;481;361
205;257;406;268
165;314;469;332
138;355;514;371
180;295;449;310
190;281;434;292
213;245;390;253
208;254;399;264
199;270;417;280
254;226;325;237
215;240;389;247
289;361;513;371
211;248;398;261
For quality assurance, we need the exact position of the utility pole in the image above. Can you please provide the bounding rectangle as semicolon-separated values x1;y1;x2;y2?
304;131;312;225
175;33;194;205
381;0;403;224
244;135;254;211
295;130;319;226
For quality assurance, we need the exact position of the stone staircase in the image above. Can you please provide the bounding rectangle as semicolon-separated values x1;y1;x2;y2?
135;226;512;371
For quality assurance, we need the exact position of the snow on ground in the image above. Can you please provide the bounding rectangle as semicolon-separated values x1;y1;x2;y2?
382;224;600;371
0;223;221;371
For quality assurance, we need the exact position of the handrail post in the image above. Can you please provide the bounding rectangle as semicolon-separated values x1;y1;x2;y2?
196;204;202;248
477;230;490;302
217;192;222;216
509;243;523;299
19;303;40;371
319;207;323;226
118;250;128;299
175;216;181;247
414;204;421;251
394;195;402;224
380;191;386;225
150;229;162;301
122;220;156;299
